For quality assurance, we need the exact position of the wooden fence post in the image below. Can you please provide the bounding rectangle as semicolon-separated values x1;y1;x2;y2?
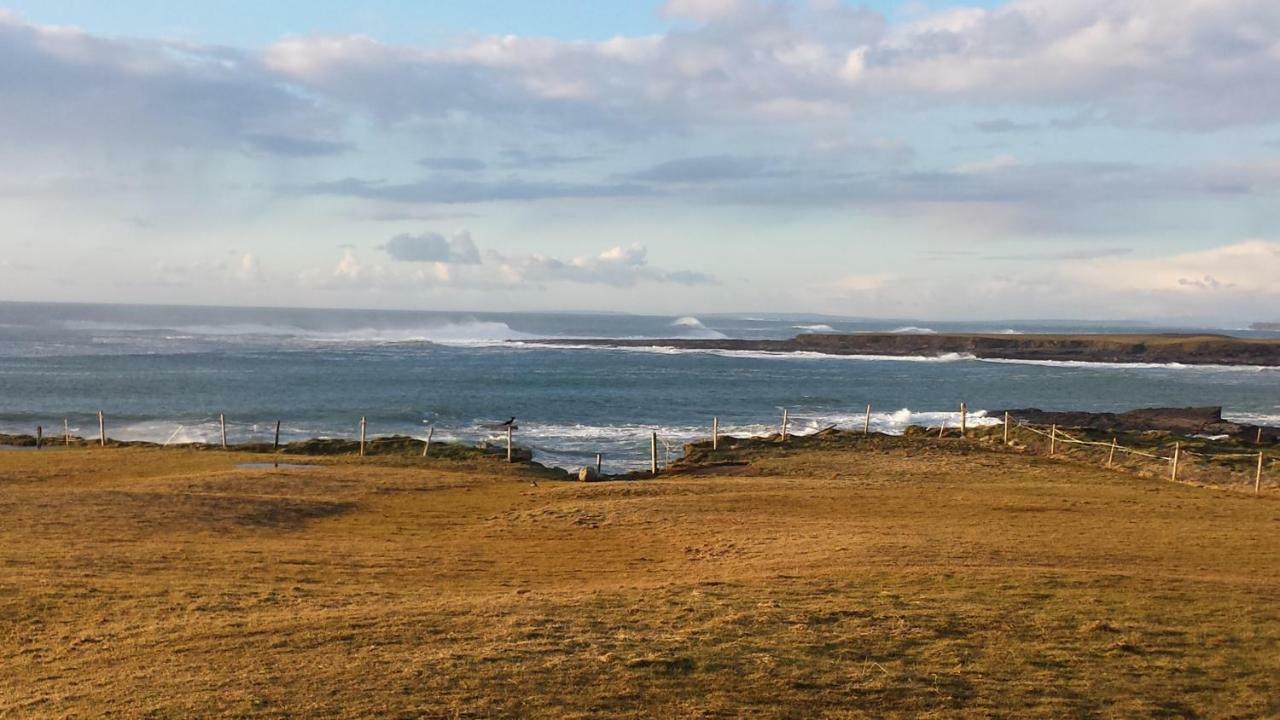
596;453;603;476
1258;427;1264;446
273;421;281;452
1049;425;1056;456
712;417;719;450
864;404;872;435
64;418;70;447
1171;443;1180;482
938;421;946;439
219;413;227;449
1107;437;1117;468
781;409;789;442
650;431;658;475
422;426;434;457
1257;452;1264;494
359;416;367;457
35;425;42;449
1003;411;1009;445
960;402;967;437
506;425;513;463
98;411;105;447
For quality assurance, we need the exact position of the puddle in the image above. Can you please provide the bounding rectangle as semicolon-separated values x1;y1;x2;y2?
236;462;318;470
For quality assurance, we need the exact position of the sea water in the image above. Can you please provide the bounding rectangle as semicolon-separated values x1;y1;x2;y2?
1;302;1278;471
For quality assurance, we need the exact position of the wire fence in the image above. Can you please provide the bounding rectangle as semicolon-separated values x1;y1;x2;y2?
3;407;1276;493
1001;420;1274;494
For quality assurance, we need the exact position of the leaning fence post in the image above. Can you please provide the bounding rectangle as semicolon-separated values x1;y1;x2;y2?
273;420;281;452
1107;437;1117;468
98;411;105;447
359;416;367;457
781;408;789;441
712;416;719;450
960;402;967;437
422;426;434;457
219;413;227;449
937;421;946;439
864;404;872;435
1257;452;1264;494
1171;442;1180;482
1049;425;1057;456
650;431;658;475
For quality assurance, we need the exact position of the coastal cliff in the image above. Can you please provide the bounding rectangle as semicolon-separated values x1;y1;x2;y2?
536;333;1280;366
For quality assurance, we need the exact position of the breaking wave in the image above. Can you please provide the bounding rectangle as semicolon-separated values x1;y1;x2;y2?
669;316;727;339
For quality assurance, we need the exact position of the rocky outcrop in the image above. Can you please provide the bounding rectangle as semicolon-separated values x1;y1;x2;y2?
537;333;1280;366
997;407;1277;444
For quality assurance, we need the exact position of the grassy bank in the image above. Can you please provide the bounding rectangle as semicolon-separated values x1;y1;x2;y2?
2;439;1278;718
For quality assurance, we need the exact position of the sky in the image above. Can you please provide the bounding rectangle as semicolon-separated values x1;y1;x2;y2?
1;0;1278;323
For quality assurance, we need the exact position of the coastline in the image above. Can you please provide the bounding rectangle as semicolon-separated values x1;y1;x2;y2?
530;332;1280;366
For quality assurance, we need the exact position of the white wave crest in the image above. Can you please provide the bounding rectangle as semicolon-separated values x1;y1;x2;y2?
514;342;976;363
668;316;727;339
306;321;538;346
889;326;937;334
794;324;838;333
65;318;543;346
671;316;706;328
1222;412;1280;426
977;357;1280;372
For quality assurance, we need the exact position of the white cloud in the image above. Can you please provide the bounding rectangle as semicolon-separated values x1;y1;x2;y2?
254;0;1280;137
858;0;1280;128
802;240;1280;322
1066;239;1280;295
299;242;712;292
661;0;752;21
382;231;481;264
235;253;263;283
493;243;715;287
0;11;333;153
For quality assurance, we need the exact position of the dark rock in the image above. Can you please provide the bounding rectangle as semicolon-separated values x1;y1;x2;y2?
997;407;1278;445
533;333;1280;366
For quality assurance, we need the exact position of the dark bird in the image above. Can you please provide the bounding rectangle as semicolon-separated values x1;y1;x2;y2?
480;417;517;431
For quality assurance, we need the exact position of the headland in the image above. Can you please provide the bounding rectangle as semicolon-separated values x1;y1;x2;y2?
535;332;1280;366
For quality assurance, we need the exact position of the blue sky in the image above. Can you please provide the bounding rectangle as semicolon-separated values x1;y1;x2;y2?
3;1;1004;44
1;0;1278;322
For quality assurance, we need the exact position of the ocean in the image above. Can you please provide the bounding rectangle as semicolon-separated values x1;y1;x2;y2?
2;302;1278;472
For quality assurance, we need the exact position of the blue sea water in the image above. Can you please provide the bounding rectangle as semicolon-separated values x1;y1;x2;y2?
1;302;1278;471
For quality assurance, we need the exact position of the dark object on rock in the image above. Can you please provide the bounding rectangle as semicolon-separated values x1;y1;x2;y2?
998;407;1278;445
480;417;517;430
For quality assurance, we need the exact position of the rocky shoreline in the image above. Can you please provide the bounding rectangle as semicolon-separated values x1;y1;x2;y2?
534;332;1280;366
997;406;1277;445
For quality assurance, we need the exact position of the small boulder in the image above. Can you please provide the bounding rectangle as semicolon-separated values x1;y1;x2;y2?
578;466;599;482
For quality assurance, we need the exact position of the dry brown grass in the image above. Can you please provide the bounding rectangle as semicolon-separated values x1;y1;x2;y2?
3;440;1279;718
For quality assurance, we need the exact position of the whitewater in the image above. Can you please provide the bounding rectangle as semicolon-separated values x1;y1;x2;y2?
2;302;1278;471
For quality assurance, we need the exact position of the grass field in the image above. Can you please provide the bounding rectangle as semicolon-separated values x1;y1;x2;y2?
3;438;1279;718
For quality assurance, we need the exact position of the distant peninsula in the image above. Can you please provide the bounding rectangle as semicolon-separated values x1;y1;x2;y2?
534;333;1280;366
